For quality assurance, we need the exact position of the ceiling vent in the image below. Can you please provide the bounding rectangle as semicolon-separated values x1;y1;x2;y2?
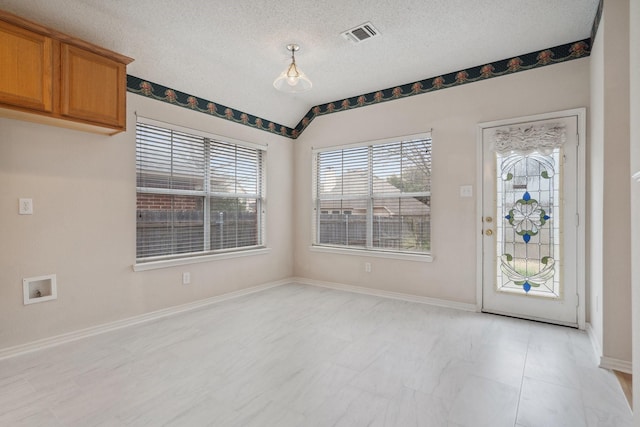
341;22;380;43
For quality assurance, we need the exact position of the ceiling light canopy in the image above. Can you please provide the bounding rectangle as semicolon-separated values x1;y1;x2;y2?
273;44;312;93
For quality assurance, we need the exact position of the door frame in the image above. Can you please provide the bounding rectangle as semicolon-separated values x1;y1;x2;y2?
475;108;586;329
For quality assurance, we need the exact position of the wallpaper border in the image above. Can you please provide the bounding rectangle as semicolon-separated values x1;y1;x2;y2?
127;39;591;140
126;75;295;139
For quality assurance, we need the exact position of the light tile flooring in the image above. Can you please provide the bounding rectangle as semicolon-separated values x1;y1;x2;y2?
0;283;633;426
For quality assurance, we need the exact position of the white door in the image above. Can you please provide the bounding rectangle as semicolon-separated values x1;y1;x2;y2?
480;112;584;327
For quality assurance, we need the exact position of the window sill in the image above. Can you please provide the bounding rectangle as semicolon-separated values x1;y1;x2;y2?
133;247;271;272
309;245;433;262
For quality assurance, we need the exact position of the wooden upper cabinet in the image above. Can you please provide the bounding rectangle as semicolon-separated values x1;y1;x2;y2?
0;20;53;112
0;9;133;135
61;44;126;128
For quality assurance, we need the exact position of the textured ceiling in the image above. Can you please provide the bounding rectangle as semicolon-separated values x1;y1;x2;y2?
0;0;598;128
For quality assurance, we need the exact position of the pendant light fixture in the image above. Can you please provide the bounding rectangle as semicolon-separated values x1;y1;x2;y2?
273;44;312;93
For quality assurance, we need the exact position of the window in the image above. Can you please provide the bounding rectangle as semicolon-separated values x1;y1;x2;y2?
313;134;431;254
136;118;265;262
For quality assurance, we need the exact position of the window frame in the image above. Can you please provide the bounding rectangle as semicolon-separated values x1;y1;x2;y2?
135;117;267;268
312;132;432;260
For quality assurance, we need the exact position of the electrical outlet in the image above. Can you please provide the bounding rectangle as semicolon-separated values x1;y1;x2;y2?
19;198;33;215
365;262;371;273
182;272;191;285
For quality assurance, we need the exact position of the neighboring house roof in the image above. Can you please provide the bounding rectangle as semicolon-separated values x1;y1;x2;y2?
319;170;429;216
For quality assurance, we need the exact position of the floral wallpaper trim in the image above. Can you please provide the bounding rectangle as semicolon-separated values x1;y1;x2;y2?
294;39;591;136
126;75;297;138
127;38;590;140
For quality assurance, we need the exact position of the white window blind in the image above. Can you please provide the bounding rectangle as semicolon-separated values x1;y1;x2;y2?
313;134;431;254
136;120;265;262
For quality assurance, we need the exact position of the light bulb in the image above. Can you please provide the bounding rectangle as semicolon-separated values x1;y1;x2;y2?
286;63;299;86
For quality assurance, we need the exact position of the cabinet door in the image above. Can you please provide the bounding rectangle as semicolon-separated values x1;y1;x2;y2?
0;21;53;112
61;44;125;129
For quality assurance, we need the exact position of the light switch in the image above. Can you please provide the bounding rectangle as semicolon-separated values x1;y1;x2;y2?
19;198;33;215
459;185;473;198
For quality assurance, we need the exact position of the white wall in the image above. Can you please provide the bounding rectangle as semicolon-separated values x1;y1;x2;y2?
293;59;590;306
629;0;640;417
589;0;632;366
589;6;605;358
0;93;294;350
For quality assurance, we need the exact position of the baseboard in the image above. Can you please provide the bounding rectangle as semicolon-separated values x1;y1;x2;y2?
0;278;291;361
600;356;633;374
292;277;477;312
587;323;633;373
586;322;603;361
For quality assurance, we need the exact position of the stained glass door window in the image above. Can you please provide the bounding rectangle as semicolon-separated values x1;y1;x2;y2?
495;150;561;297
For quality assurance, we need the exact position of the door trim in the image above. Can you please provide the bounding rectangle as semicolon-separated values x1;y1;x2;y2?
476;108;586;329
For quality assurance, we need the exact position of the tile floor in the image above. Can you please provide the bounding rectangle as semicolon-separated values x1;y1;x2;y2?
0;283;633;426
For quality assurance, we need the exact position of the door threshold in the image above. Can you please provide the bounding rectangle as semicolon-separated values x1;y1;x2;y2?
481;309;579;329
